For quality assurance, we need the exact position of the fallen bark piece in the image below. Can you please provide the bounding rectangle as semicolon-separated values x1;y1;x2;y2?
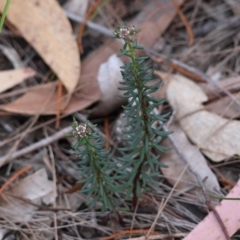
183;179;240;240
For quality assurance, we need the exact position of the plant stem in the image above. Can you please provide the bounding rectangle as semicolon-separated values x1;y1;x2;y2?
127;41;153;208
0;0;11;34
85;137;115;210
210;194;240;201
115;24;170;210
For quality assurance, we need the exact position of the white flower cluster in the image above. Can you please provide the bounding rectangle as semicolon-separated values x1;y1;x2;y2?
72;123;92;138
114;25;137;41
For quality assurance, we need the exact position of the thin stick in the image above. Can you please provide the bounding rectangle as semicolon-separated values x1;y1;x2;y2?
206;200;230;240
104;117;110;148
146;198;164;237
0;85;56;167
0;126;72;166
172;0;194;45
100;229;159;240
126;232;187;240
0;165;32;195
65;10;113;37
219;177;235;188
55;80;63;129
147;48;240;108
77;0;102;53
130;199;139;233
5;192;71;211
44;127;58;240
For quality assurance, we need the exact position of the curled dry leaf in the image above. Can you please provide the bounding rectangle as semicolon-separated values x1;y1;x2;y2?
183;179;240;240
0;0;80;93
160;72;240;162
0;168;55;222
161;123;220;199
0;68;36;93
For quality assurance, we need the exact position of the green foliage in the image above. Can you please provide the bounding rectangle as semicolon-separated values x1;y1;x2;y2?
114;24;171;205
70;24;171;211
0;0;11;34
70;119;120;211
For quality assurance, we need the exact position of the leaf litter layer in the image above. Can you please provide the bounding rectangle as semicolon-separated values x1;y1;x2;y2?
0;0;240;239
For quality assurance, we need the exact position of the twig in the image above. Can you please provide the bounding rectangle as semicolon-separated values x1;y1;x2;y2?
77;0;102;53
100;229;159;240
104;117;110;148
0;113;116;166
219;177;235;188
205;200;230;240
146;198;164;237
0;126;72;165
4;193;71;212
55;80;63;129
123;233;187;240
0;85;56;167
0;165;32;195
65;183;83;194
172;0;194;45
65;10;113;37
189;0;201;27
44;127;58;240
147;48;240;108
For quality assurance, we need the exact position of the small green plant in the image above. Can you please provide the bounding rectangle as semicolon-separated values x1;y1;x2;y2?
70;24;171;211
70;119;120;211
114;24;171;207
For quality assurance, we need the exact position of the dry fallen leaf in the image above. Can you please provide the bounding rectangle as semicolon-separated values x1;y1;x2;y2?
63;0;88;16
206;92;240;119
183;179;240;240
0;0;182;116
59;188;84;211
0;168;55;221
0;68;36;93
200;76;240;118
0;82;100;115
135;0;183;47
161;72;240;162
0;0;80;93
161;123;220;198
200;76;240;100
